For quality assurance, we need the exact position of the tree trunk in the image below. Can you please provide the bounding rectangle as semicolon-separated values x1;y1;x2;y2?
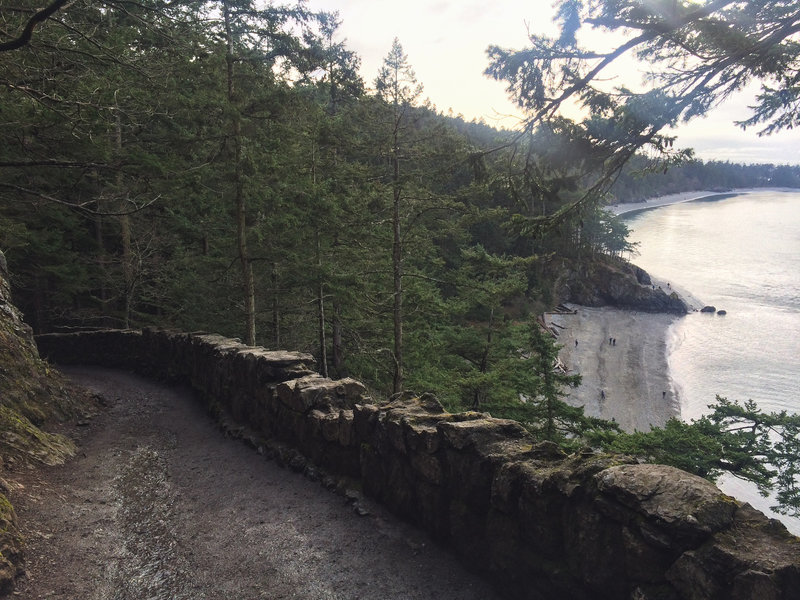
391;118;403;394
94;213;111;326
237;182;256;346
115;107;134;328
120;211;133;328
224;0;256;346
473;308;494;408
332;299;344;376
271;261;280;347
316;230;328;377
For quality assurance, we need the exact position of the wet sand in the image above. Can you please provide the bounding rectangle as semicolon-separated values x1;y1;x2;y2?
559;186;798;432
547;306;680;432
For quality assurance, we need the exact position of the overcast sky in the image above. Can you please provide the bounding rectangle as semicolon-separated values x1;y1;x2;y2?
305;0;800;166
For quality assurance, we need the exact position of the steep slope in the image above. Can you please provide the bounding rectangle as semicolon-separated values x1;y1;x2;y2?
0;249;95;592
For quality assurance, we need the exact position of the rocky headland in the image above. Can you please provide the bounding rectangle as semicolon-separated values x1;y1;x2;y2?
552;256;688;314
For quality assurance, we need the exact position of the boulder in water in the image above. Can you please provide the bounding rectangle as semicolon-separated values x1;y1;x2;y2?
717;309;727;316
700;305;716;313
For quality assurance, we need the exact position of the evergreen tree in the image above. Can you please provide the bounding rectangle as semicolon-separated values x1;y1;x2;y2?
606;397;800;517
0;0;201;330
374;38;423;393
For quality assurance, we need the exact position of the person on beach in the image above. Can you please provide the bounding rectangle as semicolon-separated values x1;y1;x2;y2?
662;391;666;400
609;337;612;345
601;390;605;400
575;339;578;348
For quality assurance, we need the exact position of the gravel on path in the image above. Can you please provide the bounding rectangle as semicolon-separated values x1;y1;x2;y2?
10;366;503;600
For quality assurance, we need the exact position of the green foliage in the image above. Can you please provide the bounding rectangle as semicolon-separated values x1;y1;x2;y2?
419;315;621;452
606;397;800;517
2;0;798;520
500;322;620;450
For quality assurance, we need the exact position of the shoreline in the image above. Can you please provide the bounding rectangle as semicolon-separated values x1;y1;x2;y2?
549;187;797;433
608;187;799;217
548;188;712;431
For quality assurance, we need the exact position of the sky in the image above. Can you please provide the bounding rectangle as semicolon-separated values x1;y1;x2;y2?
305;0;800;166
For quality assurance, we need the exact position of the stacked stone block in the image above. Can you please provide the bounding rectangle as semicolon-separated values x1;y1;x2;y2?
36;329;800;600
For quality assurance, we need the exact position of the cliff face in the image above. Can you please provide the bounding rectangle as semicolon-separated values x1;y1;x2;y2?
554;257;687;313
0;250;84;467
0;250;96;592
37;329;800;600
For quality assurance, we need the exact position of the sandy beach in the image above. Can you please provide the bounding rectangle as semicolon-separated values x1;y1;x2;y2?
545;187;798;433
546;188;729;433
547;306;680;432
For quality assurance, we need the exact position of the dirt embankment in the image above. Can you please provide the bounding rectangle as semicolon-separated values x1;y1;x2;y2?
0;249;100;593
9;367;501;600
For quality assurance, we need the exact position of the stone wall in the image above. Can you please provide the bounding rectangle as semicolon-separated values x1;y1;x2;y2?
36;329;800;600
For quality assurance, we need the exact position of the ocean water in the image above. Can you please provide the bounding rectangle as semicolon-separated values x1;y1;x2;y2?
624;190;800;534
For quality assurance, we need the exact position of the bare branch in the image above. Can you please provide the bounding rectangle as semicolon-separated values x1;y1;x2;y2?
0;183;160;215
0;0;71;52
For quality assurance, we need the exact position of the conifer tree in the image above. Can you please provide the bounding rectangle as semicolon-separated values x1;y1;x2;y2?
374;38;424;394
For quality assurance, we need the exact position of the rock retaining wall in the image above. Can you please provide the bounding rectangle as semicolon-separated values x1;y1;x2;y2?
36;329;800;600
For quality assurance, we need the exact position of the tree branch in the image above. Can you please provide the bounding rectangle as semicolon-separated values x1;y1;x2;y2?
0;0;71;52
0;183;160;215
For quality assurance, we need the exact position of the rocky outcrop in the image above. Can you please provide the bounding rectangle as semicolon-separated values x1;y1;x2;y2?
554;258;688;314
36;328;800;600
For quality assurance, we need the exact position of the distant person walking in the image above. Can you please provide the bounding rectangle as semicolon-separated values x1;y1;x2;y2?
575;339;578;348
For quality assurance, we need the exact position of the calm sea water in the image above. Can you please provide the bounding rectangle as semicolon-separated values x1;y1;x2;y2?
624;190;800;534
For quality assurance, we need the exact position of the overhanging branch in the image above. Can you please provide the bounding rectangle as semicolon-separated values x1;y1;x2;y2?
0;0;71;52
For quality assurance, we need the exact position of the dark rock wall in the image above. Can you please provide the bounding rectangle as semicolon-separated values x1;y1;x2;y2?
36;329;800;600
554;259;688;314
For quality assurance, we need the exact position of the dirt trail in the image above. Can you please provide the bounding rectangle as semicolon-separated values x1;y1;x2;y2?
9;367;501;600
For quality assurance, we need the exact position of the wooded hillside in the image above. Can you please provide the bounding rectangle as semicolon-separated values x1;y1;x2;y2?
2;0;799;409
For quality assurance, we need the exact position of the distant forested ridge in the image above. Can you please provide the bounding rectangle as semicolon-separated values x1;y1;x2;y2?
610;157;800;203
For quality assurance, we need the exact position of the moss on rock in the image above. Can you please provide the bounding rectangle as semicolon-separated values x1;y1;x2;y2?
0;491;23;595
0;249;98;592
